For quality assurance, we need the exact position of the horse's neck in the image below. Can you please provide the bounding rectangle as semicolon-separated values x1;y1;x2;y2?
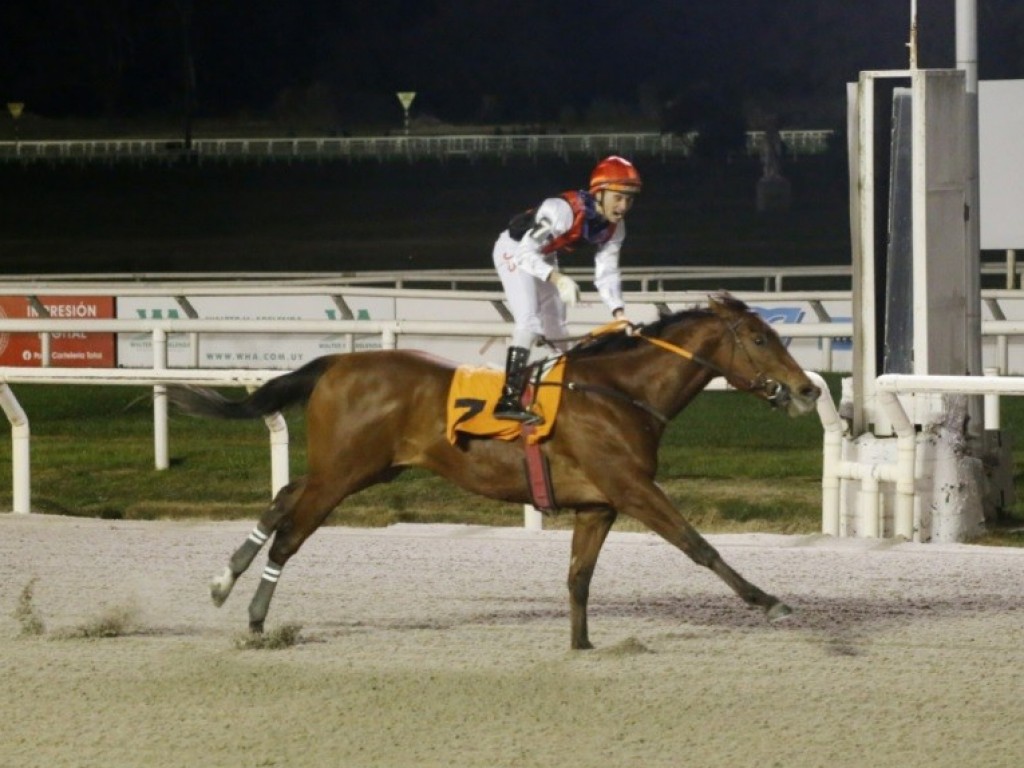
650;340;720;418
655;319;736;408
581;326;723;418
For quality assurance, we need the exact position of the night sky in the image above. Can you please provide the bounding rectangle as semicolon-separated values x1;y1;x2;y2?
2;1;1023;132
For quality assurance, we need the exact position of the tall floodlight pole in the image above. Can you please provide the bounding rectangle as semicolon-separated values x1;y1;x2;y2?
957;0;983;418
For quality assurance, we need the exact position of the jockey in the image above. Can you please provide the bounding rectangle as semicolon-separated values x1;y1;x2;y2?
491;155;641;423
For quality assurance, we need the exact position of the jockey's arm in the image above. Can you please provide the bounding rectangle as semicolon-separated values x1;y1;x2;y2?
594;222;626;318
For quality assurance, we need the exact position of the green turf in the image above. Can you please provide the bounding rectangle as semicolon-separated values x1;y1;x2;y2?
2;376;1021;545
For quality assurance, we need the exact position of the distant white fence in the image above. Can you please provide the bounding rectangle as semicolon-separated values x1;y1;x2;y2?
0;130;836;164
1;264;854;292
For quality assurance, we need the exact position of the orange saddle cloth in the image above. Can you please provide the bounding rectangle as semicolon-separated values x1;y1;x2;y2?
446;358;566;445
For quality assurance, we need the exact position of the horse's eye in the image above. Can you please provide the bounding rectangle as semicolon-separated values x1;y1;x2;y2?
753;334;767;346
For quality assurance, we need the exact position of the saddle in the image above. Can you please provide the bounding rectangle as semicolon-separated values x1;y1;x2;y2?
446;357;566;512
445;357;566;445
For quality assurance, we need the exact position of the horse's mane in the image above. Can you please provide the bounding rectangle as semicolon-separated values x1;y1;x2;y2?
565;310;710;358
565;293;750;360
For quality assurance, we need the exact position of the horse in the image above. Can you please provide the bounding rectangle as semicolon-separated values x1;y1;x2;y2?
169;293;822;649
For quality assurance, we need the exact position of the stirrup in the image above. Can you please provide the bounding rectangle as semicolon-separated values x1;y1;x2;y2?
493;399;543;425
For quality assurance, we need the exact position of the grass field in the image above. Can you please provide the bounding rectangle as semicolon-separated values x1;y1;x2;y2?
2;377;1022;545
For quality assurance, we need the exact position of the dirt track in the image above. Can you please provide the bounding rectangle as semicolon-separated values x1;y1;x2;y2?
1;513;1022;768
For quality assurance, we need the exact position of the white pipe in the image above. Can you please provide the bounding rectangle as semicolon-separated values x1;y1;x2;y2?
878;374;1024;396
983;367;1001;430
806;371;845;537
0;383;30;514
876;388;918;540
266;413;290;496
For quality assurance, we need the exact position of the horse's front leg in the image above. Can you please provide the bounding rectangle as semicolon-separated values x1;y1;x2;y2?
567;507;617;650
210;480;304;607
606;480;791;620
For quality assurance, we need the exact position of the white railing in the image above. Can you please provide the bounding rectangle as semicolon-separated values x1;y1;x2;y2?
819;371;1014;542
0;369;289;515
0;307;855;373
0;315;854;518
3;257;1017;290
8;268;1024;372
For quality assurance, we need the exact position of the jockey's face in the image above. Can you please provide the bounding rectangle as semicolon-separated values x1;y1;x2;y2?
596;189;636;223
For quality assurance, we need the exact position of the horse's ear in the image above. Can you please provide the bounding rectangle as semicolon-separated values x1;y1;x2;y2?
708;291;737;315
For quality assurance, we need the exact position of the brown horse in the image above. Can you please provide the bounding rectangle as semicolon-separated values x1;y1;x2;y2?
169;293;821;649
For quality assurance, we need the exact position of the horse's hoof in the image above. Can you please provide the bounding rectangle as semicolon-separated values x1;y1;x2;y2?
210;567;235;607
766;601;793;622
249;621;265;634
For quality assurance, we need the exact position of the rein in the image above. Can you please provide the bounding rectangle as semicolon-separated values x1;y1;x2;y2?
535;314;782;422
636;324;767;395
561;380;669;424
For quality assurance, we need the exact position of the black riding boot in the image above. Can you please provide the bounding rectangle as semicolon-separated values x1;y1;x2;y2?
493;346;542;424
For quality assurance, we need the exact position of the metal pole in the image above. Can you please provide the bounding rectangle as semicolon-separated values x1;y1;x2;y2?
908;0;919;69
957;0;983;431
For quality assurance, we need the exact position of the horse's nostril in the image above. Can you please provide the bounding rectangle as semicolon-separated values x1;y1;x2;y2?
801;384;822;400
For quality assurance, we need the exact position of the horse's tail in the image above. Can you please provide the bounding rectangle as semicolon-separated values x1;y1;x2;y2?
168;356;333;420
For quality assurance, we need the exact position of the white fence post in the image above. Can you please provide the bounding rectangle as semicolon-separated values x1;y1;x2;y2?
0;383;31;513
152;328;169;470
523;505;544;531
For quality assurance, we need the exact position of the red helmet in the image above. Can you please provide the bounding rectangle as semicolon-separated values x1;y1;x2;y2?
589;155;642;194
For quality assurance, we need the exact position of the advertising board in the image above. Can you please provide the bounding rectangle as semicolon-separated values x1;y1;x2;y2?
116;293;856;373
0;296;115;366
117;295;396;368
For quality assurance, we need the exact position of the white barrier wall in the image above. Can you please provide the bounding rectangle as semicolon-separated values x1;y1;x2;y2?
112;292;855;372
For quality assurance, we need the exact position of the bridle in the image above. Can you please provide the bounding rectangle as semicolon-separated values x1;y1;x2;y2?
639;316;787;406
537;314;788;423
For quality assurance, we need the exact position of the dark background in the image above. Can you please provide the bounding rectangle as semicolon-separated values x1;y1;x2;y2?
3;1;1022;129
2;2;1021;276
0;153;851;275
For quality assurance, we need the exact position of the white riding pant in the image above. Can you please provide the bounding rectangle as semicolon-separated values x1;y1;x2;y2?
492;231;569;351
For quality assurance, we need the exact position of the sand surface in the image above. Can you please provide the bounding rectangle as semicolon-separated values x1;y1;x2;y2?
0;513;1022;768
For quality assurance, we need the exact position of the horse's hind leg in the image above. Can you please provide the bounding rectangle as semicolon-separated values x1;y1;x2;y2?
210;480;304;607
568;507;617;650
246;470;388;633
